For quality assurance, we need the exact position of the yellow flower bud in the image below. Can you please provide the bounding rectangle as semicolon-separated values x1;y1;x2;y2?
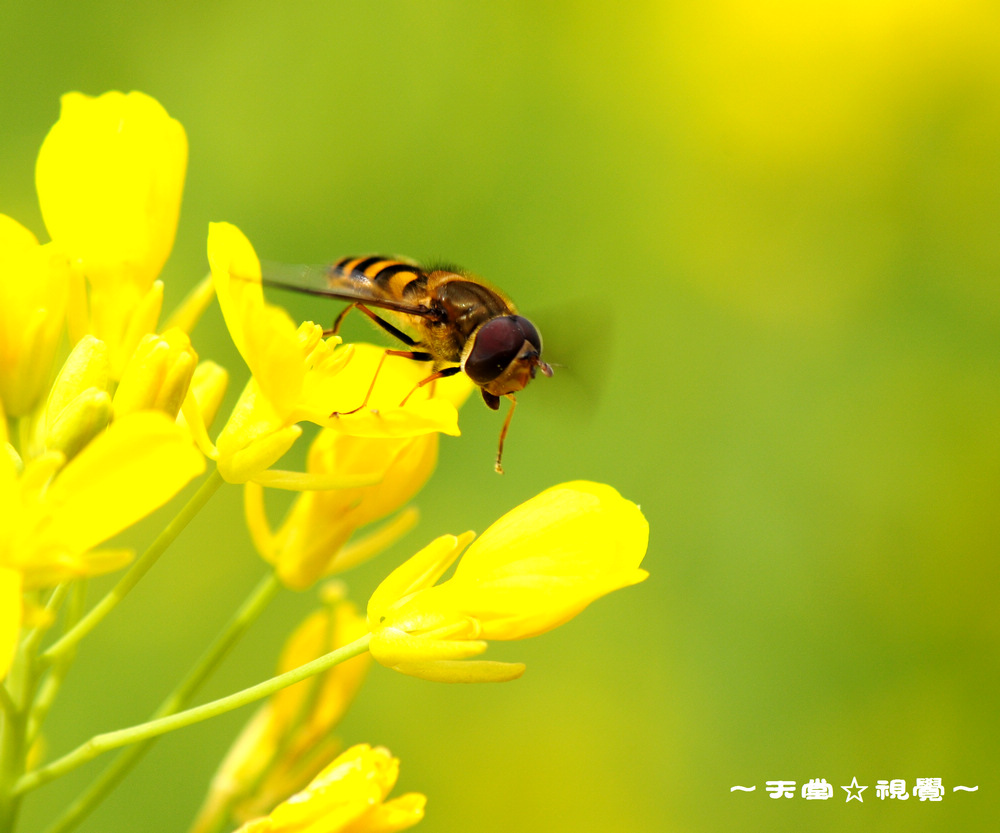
44;387;113;461
113;328;197;419
43;335;113;459
183;360;229;430
46;335;112;422
248;428;438;590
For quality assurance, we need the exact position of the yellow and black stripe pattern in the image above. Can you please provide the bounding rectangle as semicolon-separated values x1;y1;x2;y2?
331;255;430;303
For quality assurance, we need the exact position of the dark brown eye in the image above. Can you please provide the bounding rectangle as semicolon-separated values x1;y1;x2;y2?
465;316;541;384
516;316;542;353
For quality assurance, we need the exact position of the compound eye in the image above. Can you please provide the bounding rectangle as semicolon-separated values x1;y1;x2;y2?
512;315;542;353
465;317;525;384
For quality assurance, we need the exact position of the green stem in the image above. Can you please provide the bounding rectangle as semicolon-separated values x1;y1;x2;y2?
0;598;45;832
41;469;225;665
39;571;283;833
16;634;372;796
0;688;15;723
27;583;88;746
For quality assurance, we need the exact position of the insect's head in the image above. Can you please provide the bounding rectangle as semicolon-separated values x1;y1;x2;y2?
463;315;553;405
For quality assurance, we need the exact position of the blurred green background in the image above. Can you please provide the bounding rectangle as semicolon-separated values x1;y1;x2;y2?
3;2;999;831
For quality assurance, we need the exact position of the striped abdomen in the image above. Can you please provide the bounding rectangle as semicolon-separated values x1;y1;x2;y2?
330;255;429;304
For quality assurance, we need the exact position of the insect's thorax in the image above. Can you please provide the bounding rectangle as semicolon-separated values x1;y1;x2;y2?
329;257;515;364
421;274;515;362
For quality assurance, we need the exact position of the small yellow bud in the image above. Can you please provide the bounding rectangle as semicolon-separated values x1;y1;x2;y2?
44;387;113;461
43;336;114;459
114;328;197;419
45;335;112;423
185;360;229;430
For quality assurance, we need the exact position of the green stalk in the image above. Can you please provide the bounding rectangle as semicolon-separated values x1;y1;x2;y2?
16;634;372;796
41;469;225;665
0;600;47;833
26;582;88;745
40;571;283;833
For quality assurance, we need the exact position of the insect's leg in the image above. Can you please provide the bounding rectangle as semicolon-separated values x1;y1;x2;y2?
494;394;517;475
325;303;357;337
331;348;434;416
325;303;421;344
399;366;463;406
353;304;421;346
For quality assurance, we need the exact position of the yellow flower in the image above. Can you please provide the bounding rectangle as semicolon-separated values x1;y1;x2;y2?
245;428;437;590
193;597;372;833
35;90;187;373
0;214;70;416
319;344;472;440
0;411;204;588
207;223;466;487
234;744;425;833
367;481;649;683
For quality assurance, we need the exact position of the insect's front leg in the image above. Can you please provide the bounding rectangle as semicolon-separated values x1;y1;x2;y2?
330;348;434;417
324;303;356;337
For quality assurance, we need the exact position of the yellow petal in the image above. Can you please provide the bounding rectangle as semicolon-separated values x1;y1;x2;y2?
207;221;263;358
0;215;70;416
436;483;649;640
208;222;310;416
185;360;229;430
261;745;407;832
320;344;463;438
367;533;474;626
457;481;648;580
36;91;186;291
42;411;204;553
346;793;427;833
218;423;302;485
266;430;437;589
367;482;649;681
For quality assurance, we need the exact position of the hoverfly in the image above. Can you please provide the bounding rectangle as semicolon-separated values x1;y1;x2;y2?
260;255;553;473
